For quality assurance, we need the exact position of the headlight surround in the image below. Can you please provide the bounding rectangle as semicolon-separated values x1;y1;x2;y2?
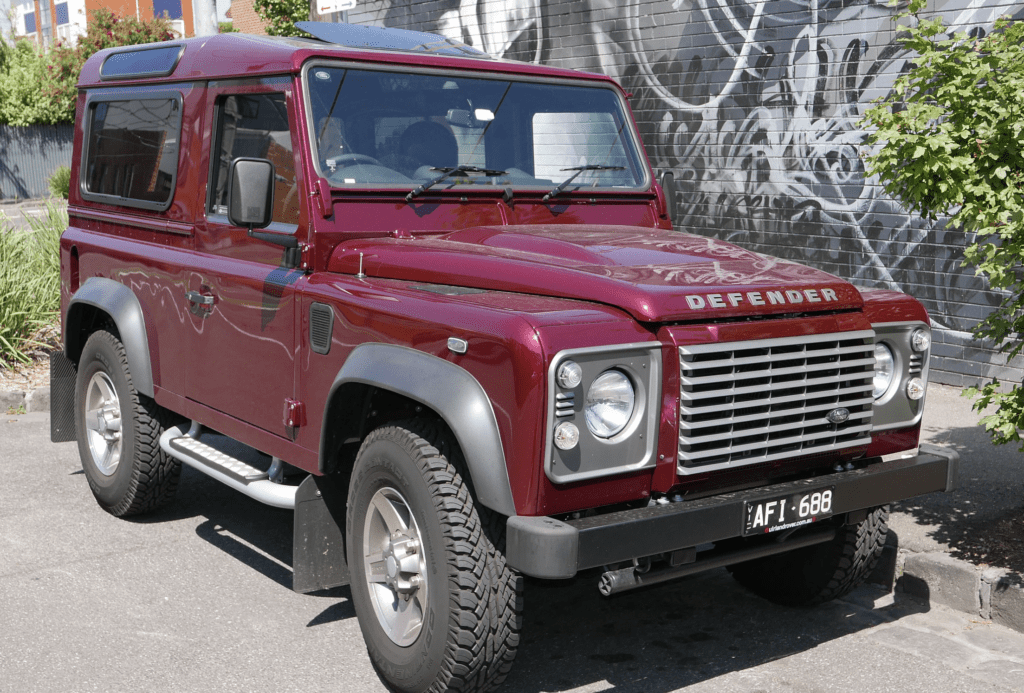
873;343;895;399
585;369;636;438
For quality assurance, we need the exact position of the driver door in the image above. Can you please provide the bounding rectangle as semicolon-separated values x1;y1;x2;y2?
186;79;307;436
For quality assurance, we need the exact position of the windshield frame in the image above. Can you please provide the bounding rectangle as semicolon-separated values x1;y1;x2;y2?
299;59;652;194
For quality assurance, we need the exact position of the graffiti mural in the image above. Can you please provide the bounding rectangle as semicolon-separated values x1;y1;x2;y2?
349;0;1024;384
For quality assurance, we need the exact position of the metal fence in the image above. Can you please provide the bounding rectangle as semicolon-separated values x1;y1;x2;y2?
0;124;74;200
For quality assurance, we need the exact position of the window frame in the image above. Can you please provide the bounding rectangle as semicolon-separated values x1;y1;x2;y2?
79;88;185;212
299;59;652;193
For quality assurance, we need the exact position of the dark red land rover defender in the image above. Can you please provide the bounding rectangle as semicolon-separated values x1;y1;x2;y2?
51;23;958;693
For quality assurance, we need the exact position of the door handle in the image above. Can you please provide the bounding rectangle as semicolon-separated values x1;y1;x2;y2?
186;291;214;306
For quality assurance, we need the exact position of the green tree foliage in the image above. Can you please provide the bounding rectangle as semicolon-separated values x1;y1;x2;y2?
0;40;64;125
45;9;174;122
252;0;310;37
861;1;1024;447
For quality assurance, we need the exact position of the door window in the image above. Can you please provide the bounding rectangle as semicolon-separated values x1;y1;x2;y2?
209;93;300;227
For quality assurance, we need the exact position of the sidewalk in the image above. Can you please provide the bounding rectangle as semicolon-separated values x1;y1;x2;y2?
0;198;58;231
886;383;1024;632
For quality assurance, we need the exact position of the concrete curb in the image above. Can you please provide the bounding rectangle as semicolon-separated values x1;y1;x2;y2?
875;537;1024;634
6;383;1022;635
1;387;49;414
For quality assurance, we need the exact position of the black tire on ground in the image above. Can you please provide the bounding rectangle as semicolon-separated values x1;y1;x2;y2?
75;329;181;517
346;420;522;693
728;506;889;607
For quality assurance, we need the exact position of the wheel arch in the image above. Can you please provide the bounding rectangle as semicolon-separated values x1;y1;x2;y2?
65;277;155;398
319;343;517;517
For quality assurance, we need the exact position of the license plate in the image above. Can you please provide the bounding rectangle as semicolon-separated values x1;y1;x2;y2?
743;486;835;536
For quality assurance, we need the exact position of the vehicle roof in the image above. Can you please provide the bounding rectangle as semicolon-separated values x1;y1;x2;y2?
77;30;617;89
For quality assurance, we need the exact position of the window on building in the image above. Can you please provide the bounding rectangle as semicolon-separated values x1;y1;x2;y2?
40;1;51;41
55;3;69;26
24;11;35;34
152;0;183;20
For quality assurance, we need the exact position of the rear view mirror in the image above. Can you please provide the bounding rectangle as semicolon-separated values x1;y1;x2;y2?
446;109;474;128
228;158;274;229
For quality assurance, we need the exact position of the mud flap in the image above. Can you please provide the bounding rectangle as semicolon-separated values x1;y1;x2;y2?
292;473;350;593
50;351;77;443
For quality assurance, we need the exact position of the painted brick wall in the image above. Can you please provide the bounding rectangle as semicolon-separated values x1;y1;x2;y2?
229;0;268;34
347;0;1023;389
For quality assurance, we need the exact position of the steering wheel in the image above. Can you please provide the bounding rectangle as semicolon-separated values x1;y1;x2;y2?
330;153;382;168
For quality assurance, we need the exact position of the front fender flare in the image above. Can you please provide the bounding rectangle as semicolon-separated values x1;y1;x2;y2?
65;277;155;398
321;343;517;517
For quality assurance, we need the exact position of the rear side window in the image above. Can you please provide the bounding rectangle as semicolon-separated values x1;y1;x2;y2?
82;95;182;211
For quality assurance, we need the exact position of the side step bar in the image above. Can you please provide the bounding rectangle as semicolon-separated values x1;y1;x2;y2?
159;422;298;509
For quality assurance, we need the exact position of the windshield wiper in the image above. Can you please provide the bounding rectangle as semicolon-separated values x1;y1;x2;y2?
405;165;508;202
542;165;626;202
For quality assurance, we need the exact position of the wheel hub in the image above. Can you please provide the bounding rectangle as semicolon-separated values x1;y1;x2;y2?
363;487;428;647
84;372;123;477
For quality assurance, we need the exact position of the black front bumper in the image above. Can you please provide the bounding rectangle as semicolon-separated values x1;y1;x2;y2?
506;444;958;579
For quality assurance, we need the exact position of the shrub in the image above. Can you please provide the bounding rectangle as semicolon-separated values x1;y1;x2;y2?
0;202;64;367
0;39;64;125
219;22;238;33
48;166;71;199
861;1;1024;448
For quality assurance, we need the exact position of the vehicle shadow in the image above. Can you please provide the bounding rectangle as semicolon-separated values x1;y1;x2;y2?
496;567;929;693
892;408;1024;576
135;467;937;692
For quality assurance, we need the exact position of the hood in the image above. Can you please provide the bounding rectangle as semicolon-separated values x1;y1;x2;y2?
328;225;863;322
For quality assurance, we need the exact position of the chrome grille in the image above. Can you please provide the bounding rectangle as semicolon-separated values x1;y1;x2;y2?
678;331;875;473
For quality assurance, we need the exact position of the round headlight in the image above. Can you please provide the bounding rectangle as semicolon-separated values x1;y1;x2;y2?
873;343;895;399
585;370;635;438
911;328;931;352
557;360;583;389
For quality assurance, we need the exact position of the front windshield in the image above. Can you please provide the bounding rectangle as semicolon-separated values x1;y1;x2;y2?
304;66;648;193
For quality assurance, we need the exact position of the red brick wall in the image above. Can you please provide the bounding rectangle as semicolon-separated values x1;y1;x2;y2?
228;0;268;35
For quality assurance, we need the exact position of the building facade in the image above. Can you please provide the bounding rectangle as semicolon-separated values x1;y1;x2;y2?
14;0;191;46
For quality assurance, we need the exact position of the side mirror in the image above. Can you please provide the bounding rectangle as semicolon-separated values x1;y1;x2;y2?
228;158;274;230
658;170;677;224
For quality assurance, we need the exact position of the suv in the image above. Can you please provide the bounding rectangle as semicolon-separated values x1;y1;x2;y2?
52;23;958;693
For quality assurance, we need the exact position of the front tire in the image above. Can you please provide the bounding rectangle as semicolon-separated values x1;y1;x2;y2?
75;329;181;517
729;506;889;606
346;420;521;693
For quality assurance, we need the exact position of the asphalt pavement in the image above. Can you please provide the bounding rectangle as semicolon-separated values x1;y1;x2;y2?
3;409;1024;693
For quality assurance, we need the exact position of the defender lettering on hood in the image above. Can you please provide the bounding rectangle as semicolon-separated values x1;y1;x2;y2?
685;288;840;310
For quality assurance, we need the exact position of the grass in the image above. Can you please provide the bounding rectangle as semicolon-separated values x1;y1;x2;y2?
0;200;64;368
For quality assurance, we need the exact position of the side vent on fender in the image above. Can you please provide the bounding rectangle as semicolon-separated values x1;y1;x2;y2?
310;302;334;355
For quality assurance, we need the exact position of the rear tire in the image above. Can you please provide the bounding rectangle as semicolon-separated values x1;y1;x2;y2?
75;329;180;517
346;420;522;693
729;506;889;606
